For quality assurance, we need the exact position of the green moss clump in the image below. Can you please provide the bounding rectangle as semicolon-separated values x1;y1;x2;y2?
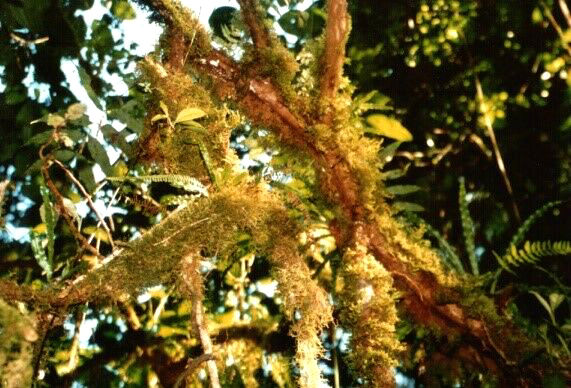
339;244;404;386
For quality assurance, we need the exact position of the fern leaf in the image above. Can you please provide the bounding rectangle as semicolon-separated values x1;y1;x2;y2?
498;240;571;268
108;175;208;197
509;201;561;249
401;212;465;274
459;177;478;275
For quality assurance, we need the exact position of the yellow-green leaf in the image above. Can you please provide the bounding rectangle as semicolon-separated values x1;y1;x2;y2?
159;101;169;115
65;103;86;120
82;226;109;242
111;0;136;20
151;114;167;122
366;114;413;141
174;107;207;125
47;114;66;128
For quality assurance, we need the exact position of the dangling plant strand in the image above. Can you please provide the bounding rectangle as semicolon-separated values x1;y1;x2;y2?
459;177;478;275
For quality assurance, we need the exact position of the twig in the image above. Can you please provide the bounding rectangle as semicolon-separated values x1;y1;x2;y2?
53;159;114;249
173;353;217;388
181;254;221;388
540;1;571;56
474;77;521;224
558;0;571;28
41;164;104;259
192;293;220;388
320;0;350;101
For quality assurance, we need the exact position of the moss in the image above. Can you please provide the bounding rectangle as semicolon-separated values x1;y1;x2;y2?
338;244;404;386
0;300;37;388
138;57;237;178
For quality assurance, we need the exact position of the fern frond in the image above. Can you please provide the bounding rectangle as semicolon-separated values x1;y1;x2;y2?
108;175;208;196
459;177;478;275
509;201;562;249
499;240;571;268
402;212;465;274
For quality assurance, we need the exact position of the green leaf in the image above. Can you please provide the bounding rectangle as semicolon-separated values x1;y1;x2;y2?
111;0;136;20
530;291;556;325
366;114;413;141
25;130;53;146
549;293;565;312
381;166;409;180
30;231;52;281
4;87;28;105
78;165;96;193
87;136;112;175
386;185;420;195
393;201;424;212
77;66;103;109
54;150;76;162
378;141;401;161
100;125;134;157
174;107;207;125
108;99;144;133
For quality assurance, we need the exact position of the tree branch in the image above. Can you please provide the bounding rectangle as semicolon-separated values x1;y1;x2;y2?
319;0;350;101
237;0;270;50
180;254;220;388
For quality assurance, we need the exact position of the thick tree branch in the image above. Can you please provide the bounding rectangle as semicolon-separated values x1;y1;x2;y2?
320;0;350;101
189;35;546;385
237;0;270;50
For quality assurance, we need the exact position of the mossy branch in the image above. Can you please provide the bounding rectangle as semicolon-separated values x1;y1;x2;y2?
319;0;351;101
237;0;270;50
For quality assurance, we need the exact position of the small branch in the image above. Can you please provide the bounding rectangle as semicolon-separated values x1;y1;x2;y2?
320;0;350;101
53;159;114;249
238;0;270;49
558;0;571;28
32;313;56;383
474;77;521;224
41;164;104;259
180;255;221;388
173;353;216;388
541;1;571;56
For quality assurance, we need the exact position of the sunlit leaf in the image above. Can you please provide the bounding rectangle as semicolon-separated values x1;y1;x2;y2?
111;0;136;20
82;226;109;242
366;114;413;141
47;114;66;129
174;107;207;125
65;103;86;121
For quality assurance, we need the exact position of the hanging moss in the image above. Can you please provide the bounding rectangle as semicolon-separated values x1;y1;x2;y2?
338;244;404;387
0;300;37;388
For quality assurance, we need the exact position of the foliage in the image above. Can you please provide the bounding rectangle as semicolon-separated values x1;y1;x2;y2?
0;0;570;387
